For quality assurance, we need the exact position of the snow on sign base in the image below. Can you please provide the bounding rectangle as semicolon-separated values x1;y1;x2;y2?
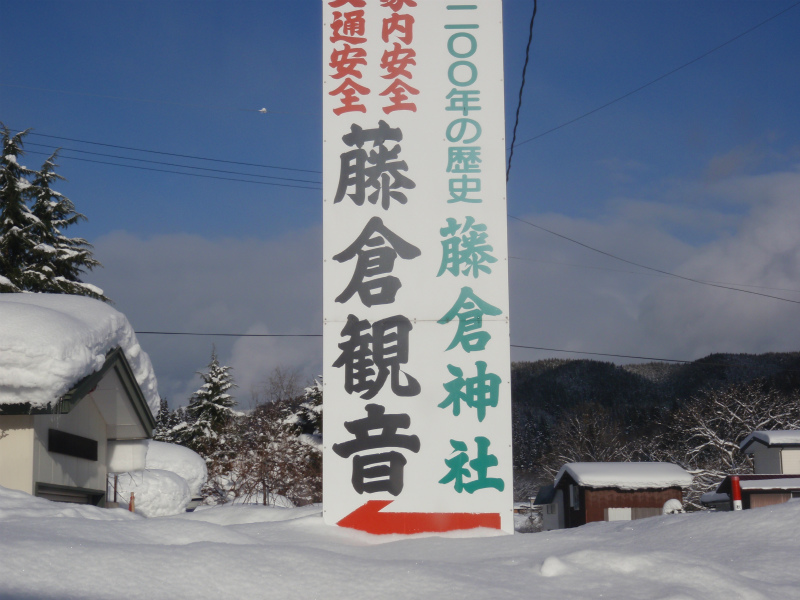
323;0;513;534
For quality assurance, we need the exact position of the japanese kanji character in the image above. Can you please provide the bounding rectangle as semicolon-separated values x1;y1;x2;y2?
330;0;366;7
438;436;504;494
330;44;368;79
448;174;481;204
333;314;421;399
438;286;502;352
329;78;370;115
330;10;367;45
438;216;496;278
445;89;481;116
333;404;421;457
439;361;501;422
333;403;421;496
446;118;482;143
380;43;416;79
446;146;482;173
382;12;414;44
352;451;408;495
334;121;416;209
380;0;417;11
380;79;419;114
334;216;421;306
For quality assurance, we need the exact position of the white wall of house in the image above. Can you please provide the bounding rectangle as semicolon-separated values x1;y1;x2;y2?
782;449;800;474
751;446;782;474
542;489;565;531
0;416;35;495
32;397;108;493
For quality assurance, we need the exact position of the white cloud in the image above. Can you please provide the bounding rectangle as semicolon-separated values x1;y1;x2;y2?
510;166;800;364
87;166;800;404
91;227;322;407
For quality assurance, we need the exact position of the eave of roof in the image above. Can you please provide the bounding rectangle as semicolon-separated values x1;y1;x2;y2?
0;347;155;434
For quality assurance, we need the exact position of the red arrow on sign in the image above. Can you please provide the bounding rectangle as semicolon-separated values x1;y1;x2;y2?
336;500;502;535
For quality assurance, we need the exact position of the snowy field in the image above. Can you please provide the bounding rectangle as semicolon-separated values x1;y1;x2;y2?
1;487;798;599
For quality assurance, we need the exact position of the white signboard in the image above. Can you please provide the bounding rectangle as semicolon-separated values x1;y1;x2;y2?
323;0;513;535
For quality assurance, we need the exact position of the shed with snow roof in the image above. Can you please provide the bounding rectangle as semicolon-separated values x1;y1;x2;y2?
534;462;693;530
0;294;158;505
739;430;800;475
703;474;800;511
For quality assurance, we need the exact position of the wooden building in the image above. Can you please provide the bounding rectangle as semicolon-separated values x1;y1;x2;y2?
709;474;800;510
534;462;693;530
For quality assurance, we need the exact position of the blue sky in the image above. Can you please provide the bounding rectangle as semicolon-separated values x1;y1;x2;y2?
3;1;800;405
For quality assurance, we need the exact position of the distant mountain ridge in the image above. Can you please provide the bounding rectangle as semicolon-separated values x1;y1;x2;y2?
510;352;800;470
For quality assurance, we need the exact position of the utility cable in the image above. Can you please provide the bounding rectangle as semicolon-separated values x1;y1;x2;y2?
509;256;800;294
25;150;321;190
132;331;800;370
511;1;800;149
25;141;322;185
506;0;537;182
508;214;800;305
510;344;690;363
135;332;321;337
20;130;321;174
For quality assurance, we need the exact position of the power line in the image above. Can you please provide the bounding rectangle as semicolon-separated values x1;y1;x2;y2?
132;330;799;369
512;1;800;149
25;141;322;185
506;0;537;182
508;214;800;305
20;130;321;174
0;83;311;116
135;332;321;337
509;256;800;294
25;150;321;190
510;344;690;363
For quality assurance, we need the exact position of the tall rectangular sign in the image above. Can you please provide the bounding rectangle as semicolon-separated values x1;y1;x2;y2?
323;0;513;535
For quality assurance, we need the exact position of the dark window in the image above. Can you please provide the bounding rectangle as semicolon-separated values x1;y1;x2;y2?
48;429;98;461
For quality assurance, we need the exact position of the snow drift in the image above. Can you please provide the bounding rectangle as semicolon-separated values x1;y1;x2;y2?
114;470;191;517
1;483;800;599
145;440;207;497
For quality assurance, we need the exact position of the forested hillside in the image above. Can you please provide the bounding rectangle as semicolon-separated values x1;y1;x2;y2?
511;352;800;505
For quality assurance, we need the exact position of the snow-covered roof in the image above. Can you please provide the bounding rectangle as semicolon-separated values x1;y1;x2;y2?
554;462;693;490
0;294;159;414
739;477;800;491
739;430;800;451
700;491;730;505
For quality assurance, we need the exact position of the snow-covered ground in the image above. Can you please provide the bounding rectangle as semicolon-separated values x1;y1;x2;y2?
1;485;798;599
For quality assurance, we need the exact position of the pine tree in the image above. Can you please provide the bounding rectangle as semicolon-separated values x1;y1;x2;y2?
27;151;106;300
179;348;238;457
0;122;106;299
153;397;179;442
0;125;38;292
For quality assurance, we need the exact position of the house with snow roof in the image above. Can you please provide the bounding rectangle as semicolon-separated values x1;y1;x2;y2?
739;430;800;475
534;462;693;530
0;294;158;505
701;430;800;511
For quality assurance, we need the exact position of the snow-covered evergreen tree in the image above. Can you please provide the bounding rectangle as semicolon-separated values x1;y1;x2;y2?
179;349;238;457
27;151;106;300
0;123;106;298
0;125;37;292
153;397;180;442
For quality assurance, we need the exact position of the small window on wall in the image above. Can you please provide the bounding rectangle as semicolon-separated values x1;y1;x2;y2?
48;429;98;461
605;507;632;521
569;485;580;510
